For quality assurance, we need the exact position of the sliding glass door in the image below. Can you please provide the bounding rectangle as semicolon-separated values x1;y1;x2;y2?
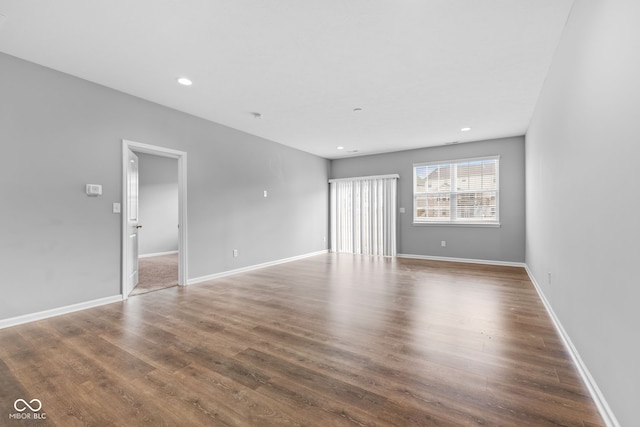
329;175;398;256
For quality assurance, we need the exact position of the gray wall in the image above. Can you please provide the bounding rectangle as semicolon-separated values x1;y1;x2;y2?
138;153;178;256
0;52;329;321
330;136;525;263
526;0;639;425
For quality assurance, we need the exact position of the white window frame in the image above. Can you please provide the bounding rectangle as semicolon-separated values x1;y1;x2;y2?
413;155;500;226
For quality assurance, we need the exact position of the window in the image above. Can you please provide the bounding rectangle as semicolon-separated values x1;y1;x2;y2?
413;156;499;225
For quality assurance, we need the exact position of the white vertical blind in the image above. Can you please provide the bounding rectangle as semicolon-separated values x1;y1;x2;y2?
329;175;398;256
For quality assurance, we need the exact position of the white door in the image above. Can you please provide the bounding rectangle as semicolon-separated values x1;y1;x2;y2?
126;149;141;295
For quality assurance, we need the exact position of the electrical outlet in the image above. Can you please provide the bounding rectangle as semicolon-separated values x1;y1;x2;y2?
441;240;446;248
233;249;238;257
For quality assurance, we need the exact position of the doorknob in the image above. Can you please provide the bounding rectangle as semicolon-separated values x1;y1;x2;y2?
136;225;143;229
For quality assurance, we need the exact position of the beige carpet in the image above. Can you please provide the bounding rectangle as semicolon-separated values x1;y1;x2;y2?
130;253;178;296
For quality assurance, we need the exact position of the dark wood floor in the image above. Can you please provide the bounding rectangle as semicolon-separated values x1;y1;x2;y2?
0;254;604;426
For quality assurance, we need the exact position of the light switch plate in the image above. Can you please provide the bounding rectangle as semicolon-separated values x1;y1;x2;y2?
112;202;121;213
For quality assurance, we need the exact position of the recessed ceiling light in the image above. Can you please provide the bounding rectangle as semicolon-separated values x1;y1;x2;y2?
337;146;344;150
177;77;193;86
461;127;471;132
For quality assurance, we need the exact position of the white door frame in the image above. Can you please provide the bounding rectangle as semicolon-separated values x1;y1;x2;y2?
121;139;188;299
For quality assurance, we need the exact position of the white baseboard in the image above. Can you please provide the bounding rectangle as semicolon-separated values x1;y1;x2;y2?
188;250;328;285
139;250;179;259
524;266;620;427
1;250;327;329
397;253;525;268
0;295;123;330
398;254;618;426
0;252;617;426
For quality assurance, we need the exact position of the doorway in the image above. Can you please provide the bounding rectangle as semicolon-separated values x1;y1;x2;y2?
131;152;178;295
121;140;188;299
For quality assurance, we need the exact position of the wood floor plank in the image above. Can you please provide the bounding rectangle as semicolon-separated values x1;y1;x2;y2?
0;359;44;426
184;345;271;391
167;362;309;426
0;254;606;426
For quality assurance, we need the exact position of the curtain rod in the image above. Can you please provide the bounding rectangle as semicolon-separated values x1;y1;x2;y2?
328;174;399;183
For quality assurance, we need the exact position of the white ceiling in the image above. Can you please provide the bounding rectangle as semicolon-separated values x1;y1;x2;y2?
0;0;573;159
